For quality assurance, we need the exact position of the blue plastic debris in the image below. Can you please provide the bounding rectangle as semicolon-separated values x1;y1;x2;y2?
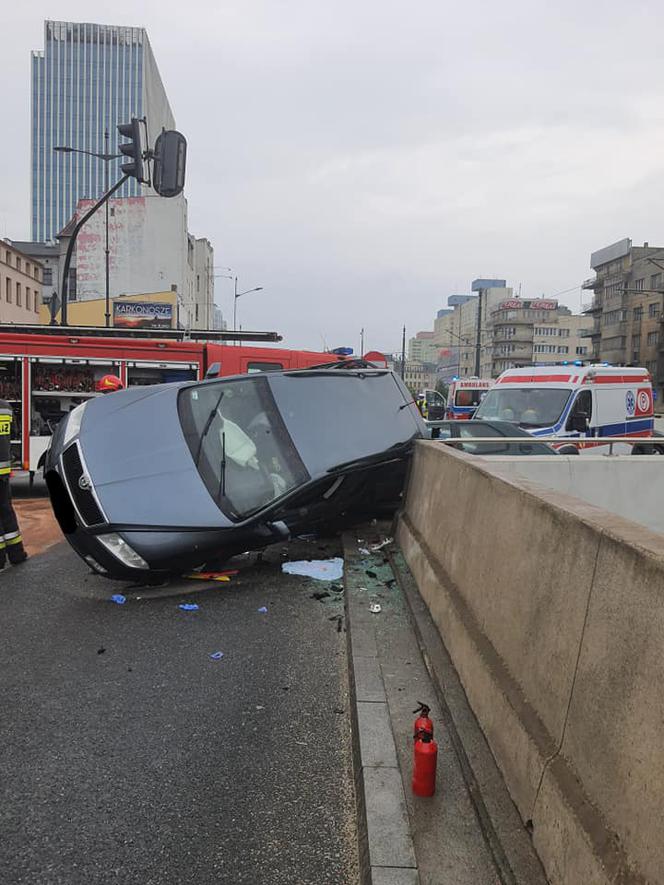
209;651;224;660
109;594;126;605
178;603;199;611
257;606;268;613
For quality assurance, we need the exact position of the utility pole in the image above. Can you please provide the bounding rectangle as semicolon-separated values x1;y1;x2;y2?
401;325;406;379
474;288;482;376
104;129;111;328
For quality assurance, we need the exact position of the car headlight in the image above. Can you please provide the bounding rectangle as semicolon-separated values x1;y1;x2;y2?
97;533;149;569
63;401;88;446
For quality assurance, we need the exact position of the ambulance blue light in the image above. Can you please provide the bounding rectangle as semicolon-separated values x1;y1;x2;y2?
573;360;583;366
602;361;610;366
562;360;569;366
452;375;459;381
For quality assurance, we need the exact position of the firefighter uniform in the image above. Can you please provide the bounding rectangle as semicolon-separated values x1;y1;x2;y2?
0;400;27;567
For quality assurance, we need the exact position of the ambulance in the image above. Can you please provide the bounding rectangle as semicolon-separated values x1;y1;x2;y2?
445;378;493;420
473;364;660;454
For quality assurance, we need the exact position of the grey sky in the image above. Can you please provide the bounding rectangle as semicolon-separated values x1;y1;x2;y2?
3;1;664;352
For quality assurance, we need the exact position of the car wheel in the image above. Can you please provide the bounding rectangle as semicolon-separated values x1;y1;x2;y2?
557;445;580;455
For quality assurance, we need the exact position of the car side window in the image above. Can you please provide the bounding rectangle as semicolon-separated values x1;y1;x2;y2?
565;390;592;431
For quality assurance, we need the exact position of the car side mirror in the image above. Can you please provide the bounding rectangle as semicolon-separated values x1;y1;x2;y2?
569;414;589;433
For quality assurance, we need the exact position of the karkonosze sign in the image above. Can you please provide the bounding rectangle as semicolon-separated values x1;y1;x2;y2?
113;301;173;329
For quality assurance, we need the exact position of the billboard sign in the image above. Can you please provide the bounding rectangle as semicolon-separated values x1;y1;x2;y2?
113;301;173;329
529;299;557;310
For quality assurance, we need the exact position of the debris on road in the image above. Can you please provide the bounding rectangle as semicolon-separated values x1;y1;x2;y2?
184;570;236;582
369;603;382;614
370;537;393;552
178;603;199;612
209;651;224;660
281;557;344;581
257;606;268;613
109;594;126;605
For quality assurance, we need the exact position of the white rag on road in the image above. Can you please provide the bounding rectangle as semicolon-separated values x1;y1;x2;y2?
281;557;344;581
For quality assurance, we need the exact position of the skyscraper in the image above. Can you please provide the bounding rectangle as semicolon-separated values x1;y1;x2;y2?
31;20;175;242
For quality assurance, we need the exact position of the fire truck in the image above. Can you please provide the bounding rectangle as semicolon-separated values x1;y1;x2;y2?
0;324;346;478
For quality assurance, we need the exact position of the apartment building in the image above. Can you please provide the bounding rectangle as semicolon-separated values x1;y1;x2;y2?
408;331;439;363
583;238;664;398
0;241;43;323
434;283;513;377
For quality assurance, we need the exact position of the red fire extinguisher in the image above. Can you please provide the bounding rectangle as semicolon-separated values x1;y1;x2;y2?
412;729;438;797
413;702;434;739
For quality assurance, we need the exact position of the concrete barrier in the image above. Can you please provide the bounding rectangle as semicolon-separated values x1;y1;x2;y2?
397;441;664;884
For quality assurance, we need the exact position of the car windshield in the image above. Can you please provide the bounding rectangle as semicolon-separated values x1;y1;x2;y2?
178;376;309;519
474;387;571;428
454;388;486;407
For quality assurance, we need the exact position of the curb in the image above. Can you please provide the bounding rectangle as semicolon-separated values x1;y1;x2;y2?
344;531;420;885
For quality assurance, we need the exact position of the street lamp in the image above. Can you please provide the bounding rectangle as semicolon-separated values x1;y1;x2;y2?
54;132;121;327
233;277;263;339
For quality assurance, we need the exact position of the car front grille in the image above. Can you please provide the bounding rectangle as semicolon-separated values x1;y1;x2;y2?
62;443;105;527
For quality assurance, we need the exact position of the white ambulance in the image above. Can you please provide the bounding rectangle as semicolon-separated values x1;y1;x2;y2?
474;364;660;454
445;378;493;420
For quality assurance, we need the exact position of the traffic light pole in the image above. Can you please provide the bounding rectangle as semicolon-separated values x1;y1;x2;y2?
59;174;129;326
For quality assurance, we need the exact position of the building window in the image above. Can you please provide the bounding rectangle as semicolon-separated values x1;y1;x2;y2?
649;302;659;318
558;346;569;354
16;258;21;273
560;328;570;337
632;334;641;350
26;289;31;311
634;278;645;291
16;283;21;306
42;267;53;286
33;266;39;280
647;331;659;346
634;306;643;321
575;346;588;355
4;278;10;302
25;262;31;277
650;273;662;290
4;251;10;266
647;360;657;374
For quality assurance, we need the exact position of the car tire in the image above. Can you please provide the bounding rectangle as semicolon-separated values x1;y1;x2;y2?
557;445;580;455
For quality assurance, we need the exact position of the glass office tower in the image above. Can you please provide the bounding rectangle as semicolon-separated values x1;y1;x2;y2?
31;21;175;242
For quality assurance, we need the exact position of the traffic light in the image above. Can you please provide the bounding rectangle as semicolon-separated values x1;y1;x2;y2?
153;130;187;198
117;118;144;182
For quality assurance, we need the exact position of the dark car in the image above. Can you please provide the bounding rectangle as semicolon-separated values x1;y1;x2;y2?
45;367;426;581
427;419;558;455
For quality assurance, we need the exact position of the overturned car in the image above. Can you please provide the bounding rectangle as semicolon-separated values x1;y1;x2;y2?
45;366;426;581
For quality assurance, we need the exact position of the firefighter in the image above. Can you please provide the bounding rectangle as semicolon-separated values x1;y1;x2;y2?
416;392;429;420
0;399;27;567
96;374;124;394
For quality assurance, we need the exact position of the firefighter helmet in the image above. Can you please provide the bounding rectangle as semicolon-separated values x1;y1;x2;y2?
96;374;124;394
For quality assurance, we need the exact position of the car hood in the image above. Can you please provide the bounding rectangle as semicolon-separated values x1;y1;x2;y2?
75;384;229;529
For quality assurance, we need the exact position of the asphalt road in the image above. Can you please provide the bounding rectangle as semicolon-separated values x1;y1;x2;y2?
0;537;359;885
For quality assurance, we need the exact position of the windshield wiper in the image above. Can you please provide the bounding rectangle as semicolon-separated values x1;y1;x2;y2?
218;430;226;500
194;391;225;467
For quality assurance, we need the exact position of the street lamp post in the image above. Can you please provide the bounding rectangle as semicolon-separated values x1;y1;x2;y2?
233;277;263;342
54;135;121;326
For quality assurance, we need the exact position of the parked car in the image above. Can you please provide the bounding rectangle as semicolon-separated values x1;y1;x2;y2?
45;366;427;581
428;419;559;455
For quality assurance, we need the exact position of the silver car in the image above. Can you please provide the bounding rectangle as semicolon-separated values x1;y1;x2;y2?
45;367;425;581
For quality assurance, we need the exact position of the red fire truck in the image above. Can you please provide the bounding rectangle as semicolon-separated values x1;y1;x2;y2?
0;324;346;477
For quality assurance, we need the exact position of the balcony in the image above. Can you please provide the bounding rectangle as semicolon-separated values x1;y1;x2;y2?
492;332;532;345
577;328;595;338
582;276;599;290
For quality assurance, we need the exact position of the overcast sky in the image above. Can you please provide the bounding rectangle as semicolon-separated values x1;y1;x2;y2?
3;1;664;352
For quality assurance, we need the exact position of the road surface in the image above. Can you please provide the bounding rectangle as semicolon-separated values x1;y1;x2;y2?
0;537;359;885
